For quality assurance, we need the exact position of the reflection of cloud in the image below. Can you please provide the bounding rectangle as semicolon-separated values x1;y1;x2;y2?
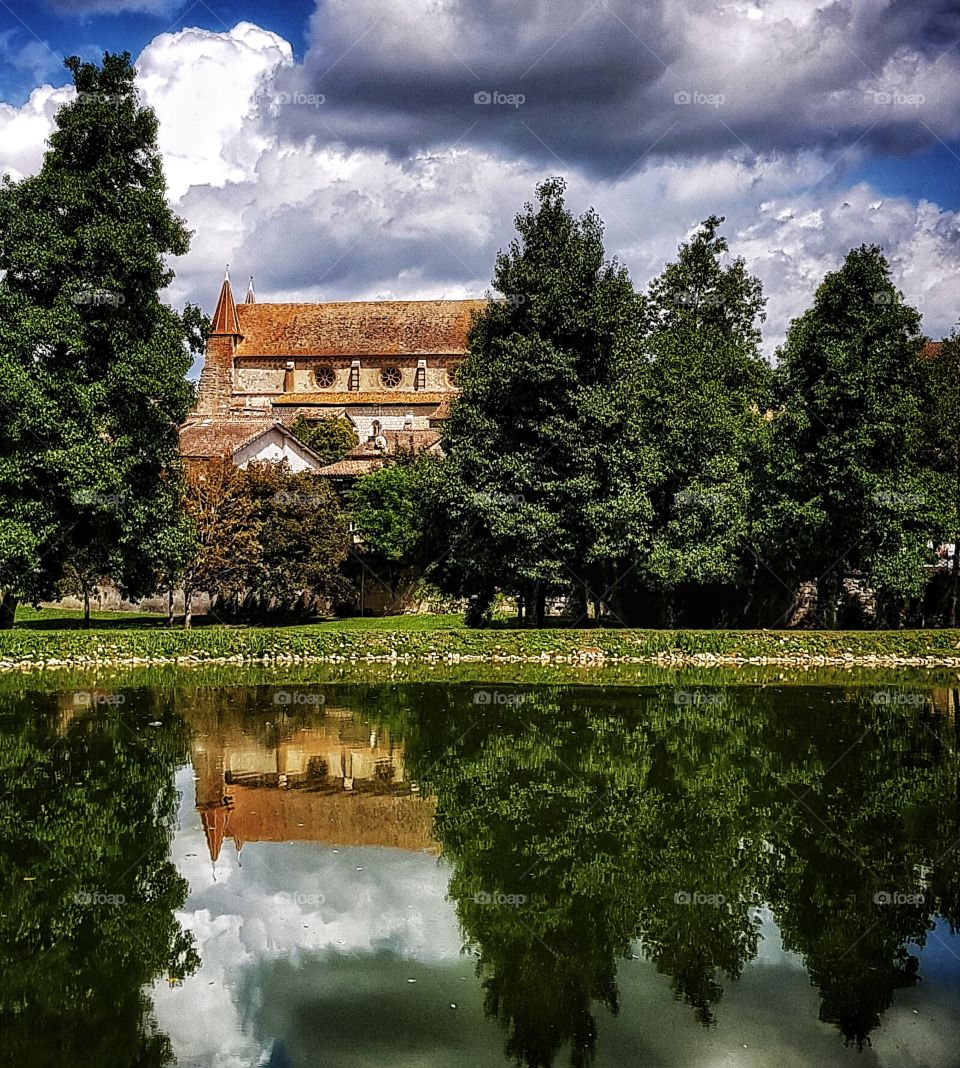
152;767;462;1068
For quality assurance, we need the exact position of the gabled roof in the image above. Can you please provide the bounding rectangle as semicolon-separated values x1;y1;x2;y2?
178;418;324;466
234;299;486;357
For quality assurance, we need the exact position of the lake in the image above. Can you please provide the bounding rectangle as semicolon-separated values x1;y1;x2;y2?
2;667;959;1066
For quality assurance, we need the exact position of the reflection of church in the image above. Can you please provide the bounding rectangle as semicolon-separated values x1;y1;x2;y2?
192;705;437;860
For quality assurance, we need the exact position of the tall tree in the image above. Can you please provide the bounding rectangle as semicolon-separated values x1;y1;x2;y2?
632;215;773;625
922;329;960;624
0;52;203;628
766;246;935;626
434;177;650;626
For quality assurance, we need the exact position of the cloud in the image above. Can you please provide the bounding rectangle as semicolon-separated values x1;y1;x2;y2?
48;0;185;14
272;0;960;175
0;14;957;357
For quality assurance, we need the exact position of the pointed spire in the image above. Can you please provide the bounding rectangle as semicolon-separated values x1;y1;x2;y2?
245;276;256;304
210;265;241;336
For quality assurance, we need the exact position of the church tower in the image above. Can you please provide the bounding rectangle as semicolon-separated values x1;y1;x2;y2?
195;267;242;417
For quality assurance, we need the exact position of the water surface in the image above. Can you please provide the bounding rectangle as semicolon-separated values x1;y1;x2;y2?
2;669;959;1066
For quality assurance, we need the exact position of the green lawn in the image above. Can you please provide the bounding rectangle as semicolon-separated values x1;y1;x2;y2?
13;605;477;632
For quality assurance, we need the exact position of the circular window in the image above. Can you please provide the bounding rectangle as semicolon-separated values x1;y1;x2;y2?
446;363;462;387
380;366;402;389
315;365;335;389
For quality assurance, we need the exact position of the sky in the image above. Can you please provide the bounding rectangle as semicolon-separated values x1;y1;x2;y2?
0;0;958;356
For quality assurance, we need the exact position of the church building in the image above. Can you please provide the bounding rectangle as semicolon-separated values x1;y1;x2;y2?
180;270;484;476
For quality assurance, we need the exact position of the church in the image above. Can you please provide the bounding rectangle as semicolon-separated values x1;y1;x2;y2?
179;270;485;477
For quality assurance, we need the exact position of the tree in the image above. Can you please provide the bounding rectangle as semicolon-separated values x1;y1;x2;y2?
434;177;650;626
232;461;350;615
0;52;203;628
632;215;773;626
766;246;935;626
348;457;434;610
182;461;260;627
922;329;960;624
289;414;358;464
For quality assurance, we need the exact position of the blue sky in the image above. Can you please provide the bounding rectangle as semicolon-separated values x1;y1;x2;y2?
0;0;957;348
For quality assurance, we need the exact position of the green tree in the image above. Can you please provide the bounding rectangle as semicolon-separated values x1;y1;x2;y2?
348;457;434;609
234;461;350;615
922;330;960;624
632;216;773;626
766;246;935;626
289;414;358;464
434;177;651;626
0;52;204;628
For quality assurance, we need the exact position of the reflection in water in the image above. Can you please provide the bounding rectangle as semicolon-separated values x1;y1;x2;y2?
2;675;959;1067
0;689;198;1068
396;682;960;1063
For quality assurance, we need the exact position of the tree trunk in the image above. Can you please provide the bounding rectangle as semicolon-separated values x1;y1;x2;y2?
83;588;91;630
0;592;17;630
184;588;193;630
535;584;546;629
949;534;959;628
515;593;524;627
167;587;174;628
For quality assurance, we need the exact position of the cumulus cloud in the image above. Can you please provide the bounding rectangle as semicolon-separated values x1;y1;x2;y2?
0;11;956;357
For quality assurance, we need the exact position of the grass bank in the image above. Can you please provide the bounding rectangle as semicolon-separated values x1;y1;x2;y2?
3;618;960;671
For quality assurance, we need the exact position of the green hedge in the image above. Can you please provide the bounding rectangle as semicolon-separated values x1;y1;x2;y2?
1;624;960;666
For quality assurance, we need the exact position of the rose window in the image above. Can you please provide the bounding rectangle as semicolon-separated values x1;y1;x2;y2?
380;366;402;389
315;365;336;389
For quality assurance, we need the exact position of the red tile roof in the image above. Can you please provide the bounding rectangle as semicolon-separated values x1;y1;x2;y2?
234;299;486;357
179;418;324;466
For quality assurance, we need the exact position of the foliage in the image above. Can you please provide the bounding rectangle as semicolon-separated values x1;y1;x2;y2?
765;245;935;625
233;461;351;612
630;216;774;624
289;414;358;464
0;52;203;625
432;177;650;624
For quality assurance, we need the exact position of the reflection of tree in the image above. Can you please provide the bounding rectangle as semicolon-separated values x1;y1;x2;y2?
0;691;198;1067
768;694;949;1048
389;681;960;1065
